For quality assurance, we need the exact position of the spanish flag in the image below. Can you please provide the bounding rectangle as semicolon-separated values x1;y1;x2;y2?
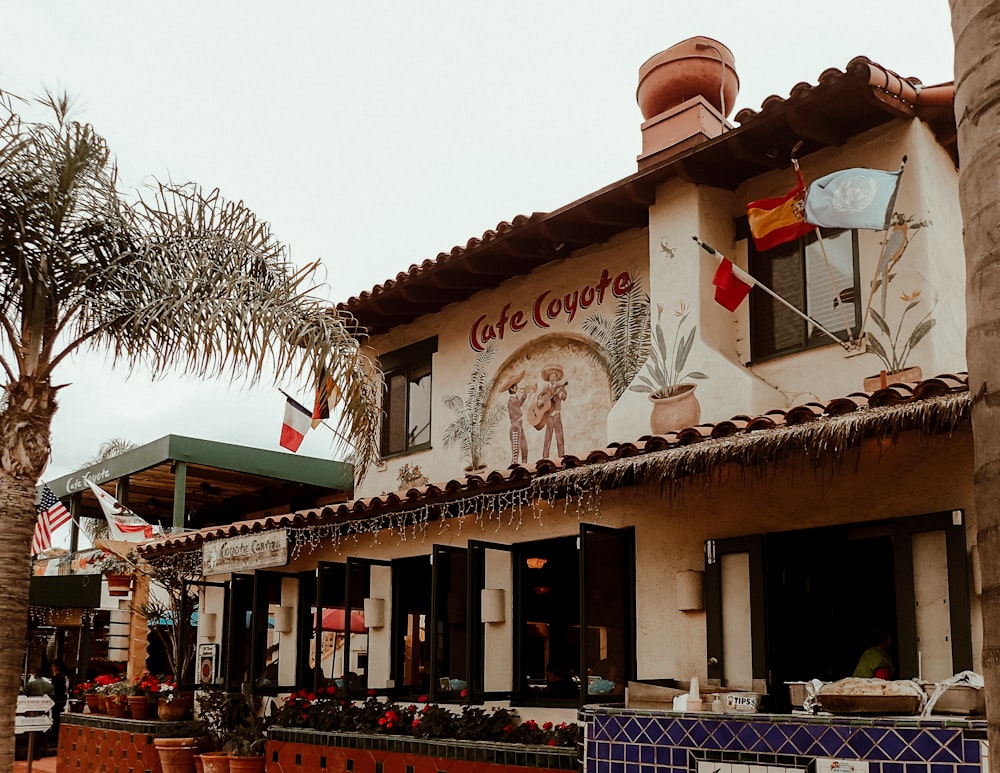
746;169;816;252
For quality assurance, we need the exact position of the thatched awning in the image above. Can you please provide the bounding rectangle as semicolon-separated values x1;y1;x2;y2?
530;392;970;499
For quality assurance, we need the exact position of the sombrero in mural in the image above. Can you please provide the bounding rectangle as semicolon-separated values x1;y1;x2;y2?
499;370;525;392
541;364;564;381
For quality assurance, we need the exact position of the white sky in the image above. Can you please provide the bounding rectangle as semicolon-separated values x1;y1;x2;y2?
3;0;955;481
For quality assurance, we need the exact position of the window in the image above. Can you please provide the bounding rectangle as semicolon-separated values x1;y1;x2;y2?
705;512;973;712
380;337;437;456
305;562;372;697
430;546;468;702
392;555;432;698
748;229;860;360
512;526;635;706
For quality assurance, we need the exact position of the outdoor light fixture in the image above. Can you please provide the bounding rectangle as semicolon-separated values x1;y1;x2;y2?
525;557;547;570
481;588;505;623
202;612;218;640
363;597;386;629
273;606;294;633
675;570;705;611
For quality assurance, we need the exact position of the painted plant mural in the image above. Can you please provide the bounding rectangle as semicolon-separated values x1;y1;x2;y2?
583;280;651;400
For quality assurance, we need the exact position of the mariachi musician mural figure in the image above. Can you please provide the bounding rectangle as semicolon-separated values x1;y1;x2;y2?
502;370;537;465
528;364;569;459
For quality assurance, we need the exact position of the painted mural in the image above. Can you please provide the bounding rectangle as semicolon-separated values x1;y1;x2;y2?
440;265;652;475
862;214;935;378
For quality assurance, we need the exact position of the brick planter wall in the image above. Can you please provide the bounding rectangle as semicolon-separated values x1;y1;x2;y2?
266;728;579;773
57;712;203;773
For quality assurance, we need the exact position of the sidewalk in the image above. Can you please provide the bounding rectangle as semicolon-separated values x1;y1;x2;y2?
14;754;57;773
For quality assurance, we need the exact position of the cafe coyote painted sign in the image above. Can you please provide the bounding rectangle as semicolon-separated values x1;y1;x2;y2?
468;268;636;351
202;529;289;575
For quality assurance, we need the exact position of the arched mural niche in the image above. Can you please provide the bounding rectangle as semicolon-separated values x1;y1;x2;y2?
483;333;613;471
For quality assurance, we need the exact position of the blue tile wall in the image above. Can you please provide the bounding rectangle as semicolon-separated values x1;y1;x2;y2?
584;710;986;773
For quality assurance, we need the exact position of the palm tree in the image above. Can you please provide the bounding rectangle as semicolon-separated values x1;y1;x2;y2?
0;92;381;768
950;0;1000;753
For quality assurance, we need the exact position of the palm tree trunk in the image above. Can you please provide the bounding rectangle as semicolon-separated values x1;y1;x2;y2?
0;378;58;771
951;0;1000;753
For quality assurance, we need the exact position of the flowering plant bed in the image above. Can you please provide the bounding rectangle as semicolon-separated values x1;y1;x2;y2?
271;687;580;747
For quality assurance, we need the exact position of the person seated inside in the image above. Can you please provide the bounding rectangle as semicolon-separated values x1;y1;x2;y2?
853;629;894;680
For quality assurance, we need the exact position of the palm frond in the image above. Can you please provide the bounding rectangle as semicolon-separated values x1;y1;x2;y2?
0;93;383;477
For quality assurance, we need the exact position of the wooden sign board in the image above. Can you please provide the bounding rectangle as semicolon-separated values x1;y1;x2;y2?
15;695;53;734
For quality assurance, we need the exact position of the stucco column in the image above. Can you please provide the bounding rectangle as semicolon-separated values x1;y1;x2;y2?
127;573;150;679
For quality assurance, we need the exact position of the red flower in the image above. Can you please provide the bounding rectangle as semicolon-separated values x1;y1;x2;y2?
504;724;515;733
378;717;387;726
543;722;553;731
547;739;557;746
368;689;377;696
307;692;317;702
418;695;429;703
412;719;420;728
460;689;467;698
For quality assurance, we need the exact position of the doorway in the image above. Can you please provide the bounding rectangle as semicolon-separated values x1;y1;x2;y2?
765;525;897;709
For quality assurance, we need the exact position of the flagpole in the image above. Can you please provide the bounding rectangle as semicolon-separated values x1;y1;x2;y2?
793;160;857;344
858;156;908;337
279;388;358;451
692;236;852;351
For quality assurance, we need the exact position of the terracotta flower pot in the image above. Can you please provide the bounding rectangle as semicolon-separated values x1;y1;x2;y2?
649;384;701;435
128;695;156;720
105;694;128;718
85;693;102;714
637;36;739;120
863;365;923;391
158;697;190;721
200;752;231;773
228;756;265;773
105;573;133;596
154;737;198;773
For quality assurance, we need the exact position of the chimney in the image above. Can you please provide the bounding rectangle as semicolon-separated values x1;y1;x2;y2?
636;37;739;169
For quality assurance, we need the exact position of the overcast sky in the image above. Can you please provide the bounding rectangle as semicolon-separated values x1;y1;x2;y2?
3;1;955;482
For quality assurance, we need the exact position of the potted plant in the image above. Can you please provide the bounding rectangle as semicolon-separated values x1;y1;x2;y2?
862;214;935;388
223;684;270;772
128;671;160;720
197;684;271;772
629;302;707;434
442;341;506;473
102;677;131;718
99;550;136;596
140;553;201;687
75;680;101;714
156;675;190;721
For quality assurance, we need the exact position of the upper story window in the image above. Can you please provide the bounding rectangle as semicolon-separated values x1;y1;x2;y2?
748;228;860;361
379;337;437;457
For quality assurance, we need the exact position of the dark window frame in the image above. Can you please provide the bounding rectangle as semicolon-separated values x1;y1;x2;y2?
379;337;437;458
746;227;861;363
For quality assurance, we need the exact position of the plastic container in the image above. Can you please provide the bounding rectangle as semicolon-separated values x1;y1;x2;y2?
922;683;985;715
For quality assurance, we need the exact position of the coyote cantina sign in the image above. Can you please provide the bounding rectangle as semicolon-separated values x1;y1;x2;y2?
202;529;289;574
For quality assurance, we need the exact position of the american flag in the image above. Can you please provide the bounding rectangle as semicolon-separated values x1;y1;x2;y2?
32;484;73;554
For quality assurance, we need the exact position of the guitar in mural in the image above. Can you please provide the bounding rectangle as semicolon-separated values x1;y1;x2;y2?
526;380;568;430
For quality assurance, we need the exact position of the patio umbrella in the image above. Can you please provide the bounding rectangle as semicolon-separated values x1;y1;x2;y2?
315;608;368;633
